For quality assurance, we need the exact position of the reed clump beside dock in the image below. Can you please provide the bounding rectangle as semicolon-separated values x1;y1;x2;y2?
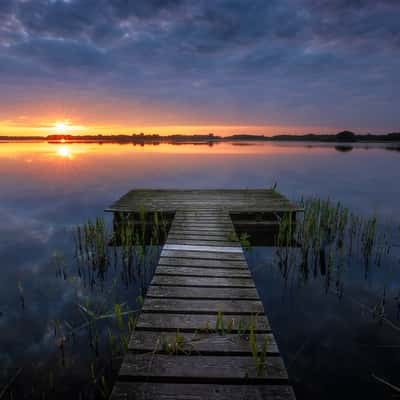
275;197;392;293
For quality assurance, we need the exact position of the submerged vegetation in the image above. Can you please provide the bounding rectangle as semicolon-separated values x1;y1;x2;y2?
275;197;394;294
272;197;400;395
73;210;168;292
3;199;400;399
3;209;169;399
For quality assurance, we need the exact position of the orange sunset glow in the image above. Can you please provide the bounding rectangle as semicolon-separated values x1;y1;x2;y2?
1;1;399;399
0;120;340;137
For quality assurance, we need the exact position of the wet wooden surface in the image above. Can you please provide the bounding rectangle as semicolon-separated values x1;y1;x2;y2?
112;382;296;400
106;189;302;213
110;192;297;399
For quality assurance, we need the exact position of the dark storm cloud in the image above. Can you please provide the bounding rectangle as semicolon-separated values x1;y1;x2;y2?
109;0;185;18
0;0;13;16
304;0;400;50
14;0;185;43
0;0;399;131
11;38;110;71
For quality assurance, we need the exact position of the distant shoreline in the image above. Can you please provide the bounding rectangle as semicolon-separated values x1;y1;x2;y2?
0;131;399;144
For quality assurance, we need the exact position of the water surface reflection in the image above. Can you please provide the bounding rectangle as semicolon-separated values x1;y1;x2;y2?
0;142;399;399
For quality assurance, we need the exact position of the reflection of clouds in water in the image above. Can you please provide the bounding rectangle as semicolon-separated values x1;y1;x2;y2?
0;206;139;383
0;142;399;224
0;142;399;396
0;208;55;246
247;246;400;395
0;209;87;371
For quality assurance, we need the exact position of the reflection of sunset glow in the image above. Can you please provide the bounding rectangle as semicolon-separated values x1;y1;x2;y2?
0;122;336;137
57;146;72;159
0;141;342;160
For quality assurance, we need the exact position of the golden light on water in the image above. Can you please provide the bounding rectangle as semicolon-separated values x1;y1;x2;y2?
57;146;72;159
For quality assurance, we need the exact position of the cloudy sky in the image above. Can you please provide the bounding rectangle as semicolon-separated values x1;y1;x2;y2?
0;0;399;135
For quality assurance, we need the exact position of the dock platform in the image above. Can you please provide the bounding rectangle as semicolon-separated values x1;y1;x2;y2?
108;190;299;399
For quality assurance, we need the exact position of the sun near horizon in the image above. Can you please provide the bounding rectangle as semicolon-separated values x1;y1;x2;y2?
0;120;373;137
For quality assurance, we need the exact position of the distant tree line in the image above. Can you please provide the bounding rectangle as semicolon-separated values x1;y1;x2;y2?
1;131;399;143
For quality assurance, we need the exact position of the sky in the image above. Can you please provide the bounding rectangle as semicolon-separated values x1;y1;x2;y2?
0;0;399;136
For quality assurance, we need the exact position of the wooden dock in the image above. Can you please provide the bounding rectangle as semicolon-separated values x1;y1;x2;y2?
108;190;299;399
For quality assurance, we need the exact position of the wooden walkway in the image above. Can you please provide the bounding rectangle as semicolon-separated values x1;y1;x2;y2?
106;189;301;214
109;190;297;399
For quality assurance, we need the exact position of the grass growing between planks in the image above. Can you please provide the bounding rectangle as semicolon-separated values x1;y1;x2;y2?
149;312;272;377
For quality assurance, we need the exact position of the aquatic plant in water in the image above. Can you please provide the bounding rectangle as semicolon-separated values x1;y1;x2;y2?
73;210;166;293
275;197;394;294
3;209;166;399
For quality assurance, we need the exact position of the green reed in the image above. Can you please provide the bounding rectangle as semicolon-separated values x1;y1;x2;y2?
249;318;269;376
32;208;169;398
147;312;270;376
239;232;251;251
73;208;167;294
275;197;393;292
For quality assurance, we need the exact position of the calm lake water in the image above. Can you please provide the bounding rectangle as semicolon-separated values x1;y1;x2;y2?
1;141;400;399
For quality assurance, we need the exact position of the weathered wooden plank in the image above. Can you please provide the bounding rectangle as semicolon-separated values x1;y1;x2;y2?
170;227;235;235
158;257;247;269
175;213;231;217
116;198;292;204
166;239;241;247
168;232;237;240
151;275;255;288
163;244;243;253
118;353;288;383
174;215;232;220
108;190;297;400
177;208;229;212
128;331;279;354
135;313;270;332
169;225;232;233
172;217;233;222
155;266;251;277
172;220;233;225
146;286;260;300
110;192;299;205
161;249;245;261
111;382;296;400
142;298;264;315
109;206;302;213
176;209;231;213
172;222;234;229
115;193;287;200
111;201;297;207
168;233;236;241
